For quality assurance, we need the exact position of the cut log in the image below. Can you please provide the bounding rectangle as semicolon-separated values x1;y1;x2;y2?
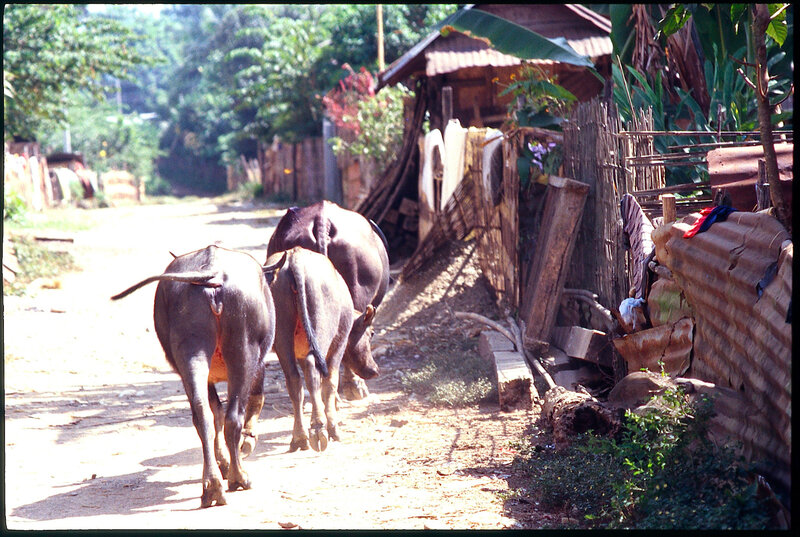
494;350;537;411
478;330;514;363
520;176;590;350
542;385;622;449
551;325;612;367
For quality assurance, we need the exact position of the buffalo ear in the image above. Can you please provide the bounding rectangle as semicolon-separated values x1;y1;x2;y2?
364;304;376;326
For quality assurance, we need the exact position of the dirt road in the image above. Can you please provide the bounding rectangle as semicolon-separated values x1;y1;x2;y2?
3;198;545;530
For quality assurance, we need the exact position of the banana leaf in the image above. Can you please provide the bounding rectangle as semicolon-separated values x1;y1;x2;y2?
437;8;595;68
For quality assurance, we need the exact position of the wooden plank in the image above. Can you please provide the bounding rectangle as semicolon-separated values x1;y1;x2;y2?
478;330;514;363
398;197;418;216
493;350;537;411
520;176;589;351
551;326;611;367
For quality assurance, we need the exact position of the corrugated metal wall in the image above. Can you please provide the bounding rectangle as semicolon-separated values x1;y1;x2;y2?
652;211;792;497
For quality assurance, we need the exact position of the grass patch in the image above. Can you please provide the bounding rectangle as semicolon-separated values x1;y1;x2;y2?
4;206;97;233
511;387;775;529
399;336;494;407
4;236;79;296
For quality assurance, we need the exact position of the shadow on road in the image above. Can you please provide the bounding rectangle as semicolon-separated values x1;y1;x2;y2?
10;469;196;521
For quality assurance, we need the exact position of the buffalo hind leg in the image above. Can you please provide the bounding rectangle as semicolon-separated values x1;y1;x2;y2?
240;365;265;457
208;383;230;479
180;360;226;508
223;368;252;492
322;364;341;442
301;355;327;452
285;361;309;452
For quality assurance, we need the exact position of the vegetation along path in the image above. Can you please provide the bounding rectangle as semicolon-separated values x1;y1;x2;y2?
4;197;558;530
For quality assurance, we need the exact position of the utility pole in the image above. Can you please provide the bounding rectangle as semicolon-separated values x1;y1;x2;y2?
377;4;385;72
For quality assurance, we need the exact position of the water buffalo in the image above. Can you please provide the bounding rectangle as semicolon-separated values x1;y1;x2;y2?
267;247;378;452
266;200;387;400
111;245;282;508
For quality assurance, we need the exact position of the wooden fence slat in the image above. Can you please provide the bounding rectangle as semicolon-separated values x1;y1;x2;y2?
521;176;590;351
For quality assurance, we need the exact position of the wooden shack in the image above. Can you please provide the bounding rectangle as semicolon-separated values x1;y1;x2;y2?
360;4;612;260
377;4;612;131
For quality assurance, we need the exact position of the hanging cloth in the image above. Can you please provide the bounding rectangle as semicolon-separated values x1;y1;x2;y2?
441;119;467;210
683;205;738;239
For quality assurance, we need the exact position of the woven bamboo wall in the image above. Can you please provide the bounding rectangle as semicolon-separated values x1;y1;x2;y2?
562;99;628;309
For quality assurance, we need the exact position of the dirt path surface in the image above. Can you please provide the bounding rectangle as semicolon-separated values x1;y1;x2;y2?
4;198;549;530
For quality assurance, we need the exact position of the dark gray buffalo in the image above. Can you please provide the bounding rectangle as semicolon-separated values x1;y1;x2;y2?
111;245;282;508
266;200;387;399
267;247;377;451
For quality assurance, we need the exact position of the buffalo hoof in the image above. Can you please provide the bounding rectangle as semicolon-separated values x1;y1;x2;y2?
240;432;256;457
201;477;227;508
309;427;328;452
341;377;370;401
327;423;341;442
227;476;252;492
289;437;310;452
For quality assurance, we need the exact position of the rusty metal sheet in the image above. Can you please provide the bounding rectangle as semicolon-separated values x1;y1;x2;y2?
378;4;611;89
651;211;792;496
706;142;793;211
612;317;694;376
425;34;611;77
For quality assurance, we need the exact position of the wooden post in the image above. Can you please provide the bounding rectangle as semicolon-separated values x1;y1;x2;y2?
520;176;590;351
756;159;771;211
442;86;453;131
376;5;385;72
662;193;676;223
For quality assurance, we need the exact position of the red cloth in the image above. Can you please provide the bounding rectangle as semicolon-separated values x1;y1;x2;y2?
683;207;716;238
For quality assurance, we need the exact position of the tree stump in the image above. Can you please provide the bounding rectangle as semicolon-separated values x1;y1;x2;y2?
542;386;622;449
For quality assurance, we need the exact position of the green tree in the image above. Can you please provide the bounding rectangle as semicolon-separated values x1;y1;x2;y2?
657;3;793;231
3;4;151;141
230;5;333;144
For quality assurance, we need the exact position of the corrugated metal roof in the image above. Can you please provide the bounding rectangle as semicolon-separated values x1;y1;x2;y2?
707;142;793;211
378;4;611;89
423;34;611;77
652;211;792;496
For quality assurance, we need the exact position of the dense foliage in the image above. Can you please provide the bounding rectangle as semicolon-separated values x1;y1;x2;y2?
609;3;793;185
513;387;774;529
3;4;150;141
323;66;413;177
3;4;458;195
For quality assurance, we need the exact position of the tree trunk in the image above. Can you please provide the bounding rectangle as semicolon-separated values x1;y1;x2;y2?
752;5;791;234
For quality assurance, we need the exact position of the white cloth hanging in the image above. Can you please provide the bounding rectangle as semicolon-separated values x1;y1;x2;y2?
481;128;503;203
420;129;444;212
441;119;467;210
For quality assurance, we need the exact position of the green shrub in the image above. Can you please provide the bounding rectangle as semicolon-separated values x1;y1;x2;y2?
265;192;294;204
399;338;494;407
4;190;28;222
237;181;263;200
144;174;173;196
4;236;78;296
514;387;773;529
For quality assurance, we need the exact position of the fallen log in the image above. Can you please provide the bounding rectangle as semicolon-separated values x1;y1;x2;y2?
542;385;622;449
